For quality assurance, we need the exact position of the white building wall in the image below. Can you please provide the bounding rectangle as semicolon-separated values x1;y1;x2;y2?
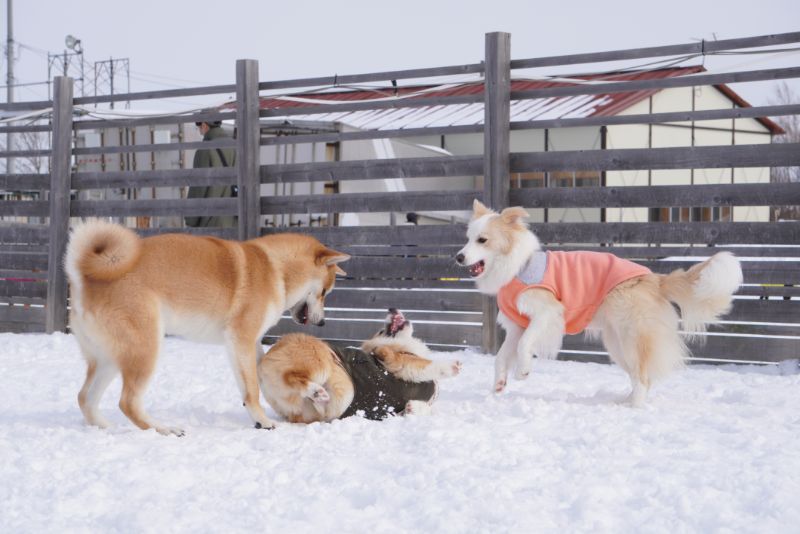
605;86;772;223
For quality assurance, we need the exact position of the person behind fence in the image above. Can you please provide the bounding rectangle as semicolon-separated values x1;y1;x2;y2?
185;120;237;228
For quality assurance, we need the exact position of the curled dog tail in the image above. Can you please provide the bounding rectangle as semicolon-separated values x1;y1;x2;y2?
659;252;743;336
64;219;142;283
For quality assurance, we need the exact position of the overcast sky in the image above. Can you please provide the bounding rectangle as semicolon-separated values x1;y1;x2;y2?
4;0;799;110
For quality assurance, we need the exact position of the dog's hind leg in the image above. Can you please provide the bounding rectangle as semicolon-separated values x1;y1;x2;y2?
112;309;184;436
77;350;118;429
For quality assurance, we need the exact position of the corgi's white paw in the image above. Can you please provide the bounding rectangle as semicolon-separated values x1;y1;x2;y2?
404;400;432;416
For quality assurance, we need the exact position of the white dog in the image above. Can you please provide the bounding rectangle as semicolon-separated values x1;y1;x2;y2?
456;200;743;406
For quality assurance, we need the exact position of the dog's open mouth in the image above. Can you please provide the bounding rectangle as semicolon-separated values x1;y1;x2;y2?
294;303;309;325
467;260;485;277
385;308;408;337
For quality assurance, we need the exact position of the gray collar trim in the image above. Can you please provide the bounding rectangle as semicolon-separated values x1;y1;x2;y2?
517;251;547;285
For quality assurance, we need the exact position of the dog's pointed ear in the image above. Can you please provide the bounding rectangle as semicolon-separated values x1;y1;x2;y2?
334;265;347;277
472;199;491;219
316;248;350;267
500;206;529;227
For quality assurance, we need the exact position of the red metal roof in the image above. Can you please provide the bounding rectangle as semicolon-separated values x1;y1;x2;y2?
253;67;782;134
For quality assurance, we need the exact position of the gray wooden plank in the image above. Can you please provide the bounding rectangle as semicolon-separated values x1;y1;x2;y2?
72;137;235;157
560;334;799;363
0;174;49;191
266;317;482;347
0;124;51;133
321;309;481;324
0;280;47;299
483;32;511;355
72;84;237;106
532;222;800;246
510;143;800;173
335;279;474;289
325;288;481;312
0;148;50;158
72;167;237;190
261;190;478;215
46;76;73;334
722;299;800;323
264;222;800;247
236;59;261;241
259;63;484;91
338;256;466;279
262;224;468;245
510;32;800;69
544;245;800;258
0;251;48;271
72;198;237;217
135;227;238;239
0;321;47;333
0;200;49;217
73;111;236;131
0;270;47;280
0;304;46;323
510;182;800;209
261;155;483;184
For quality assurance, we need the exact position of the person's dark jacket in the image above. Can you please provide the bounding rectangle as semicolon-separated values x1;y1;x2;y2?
185;125;237;228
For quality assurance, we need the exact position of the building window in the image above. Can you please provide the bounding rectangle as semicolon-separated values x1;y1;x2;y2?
510;171;600;189
650;206;732;222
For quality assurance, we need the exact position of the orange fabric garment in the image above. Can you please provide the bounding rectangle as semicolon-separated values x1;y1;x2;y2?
497;251;652;334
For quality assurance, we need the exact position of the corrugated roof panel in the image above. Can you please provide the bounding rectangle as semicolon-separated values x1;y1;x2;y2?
255;67;781;134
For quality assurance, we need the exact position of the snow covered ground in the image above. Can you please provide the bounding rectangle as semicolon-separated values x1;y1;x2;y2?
1;332;799;533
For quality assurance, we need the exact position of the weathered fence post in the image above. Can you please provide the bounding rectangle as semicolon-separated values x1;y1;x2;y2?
45;76;73;333
481;32;511;354
236;59;261;241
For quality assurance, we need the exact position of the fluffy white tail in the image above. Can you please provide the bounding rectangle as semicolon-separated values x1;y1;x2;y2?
64;220;142;284
659;252;743;336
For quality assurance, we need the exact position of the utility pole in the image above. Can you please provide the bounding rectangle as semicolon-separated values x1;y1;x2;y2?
5;0;15;174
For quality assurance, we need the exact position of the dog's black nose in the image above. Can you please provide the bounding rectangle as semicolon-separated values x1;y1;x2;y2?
316;319;326;327
455;253;465;265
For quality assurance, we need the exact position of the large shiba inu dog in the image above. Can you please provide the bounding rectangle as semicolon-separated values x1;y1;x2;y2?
456;200;743;406
65;220;349;435
257;309;461;423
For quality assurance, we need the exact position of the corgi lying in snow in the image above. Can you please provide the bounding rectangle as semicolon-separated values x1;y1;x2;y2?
456;199;743;406
257;309;461;422
65;220;349;435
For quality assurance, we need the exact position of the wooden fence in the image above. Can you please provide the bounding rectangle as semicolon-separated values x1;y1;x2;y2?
1;32;799;363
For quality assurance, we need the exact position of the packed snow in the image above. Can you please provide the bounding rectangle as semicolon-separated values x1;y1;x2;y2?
1;332;799;533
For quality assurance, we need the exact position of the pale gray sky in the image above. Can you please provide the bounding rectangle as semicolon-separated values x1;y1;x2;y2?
4;0;800;109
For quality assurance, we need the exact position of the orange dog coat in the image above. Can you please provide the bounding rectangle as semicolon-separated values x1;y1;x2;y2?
497;251;651;334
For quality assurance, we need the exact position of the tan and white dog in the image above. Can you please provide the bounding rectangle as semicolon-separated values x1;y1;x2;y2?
257;309;461;423
65;220;349;435
456;200;743;406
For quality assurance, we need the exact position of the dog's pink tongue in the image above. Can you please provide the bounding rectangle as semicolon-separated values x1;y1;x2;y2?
390;311;406;334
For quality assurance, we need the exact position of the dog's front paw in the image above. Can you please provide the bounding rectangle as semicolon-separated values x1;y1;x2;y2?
254;420;277;430
513;368;530;381
404;400;432;416
156;425;186;437
494;378;506;393
437;360;462;378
